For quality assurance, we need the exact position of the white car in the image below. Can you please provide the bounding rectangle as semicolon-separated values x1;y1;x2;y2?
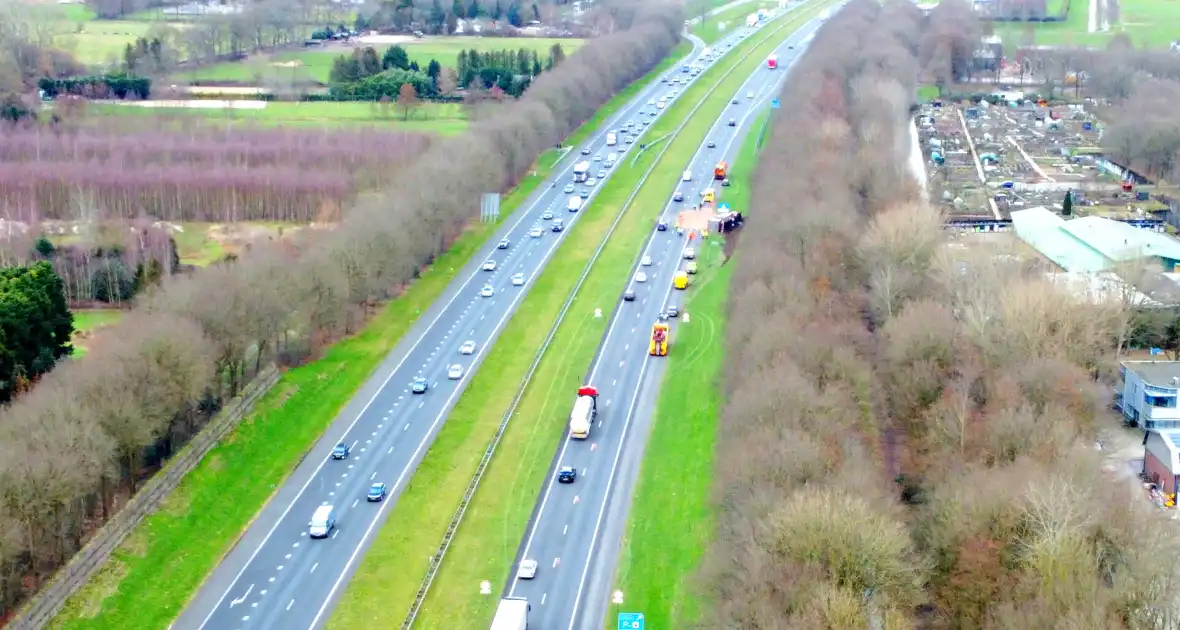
447;364;463;380
598;170;607;178
480;285;494;297
641;255;653;267
563;184;575;193
512;273;525;286
481;260;497;271
747;91;754;98
682;169;692;182
593;154;602;161
517;559;538;580
586;177;597;186
683;248;696;260
529;227;544;238
459;340;476;355
656;101;666;110
634;271;648;283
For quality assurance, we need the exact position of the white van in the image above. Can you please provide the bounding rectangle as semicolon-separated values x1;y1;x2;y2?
567;196;582;212
309;505;336;538
682;169;692;182
606;132;617;146
606;153;617;167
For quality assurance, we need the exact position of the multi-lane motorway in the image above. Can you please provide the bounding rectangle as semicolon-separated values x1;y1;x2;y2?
171;15;775;630
503;16;826;630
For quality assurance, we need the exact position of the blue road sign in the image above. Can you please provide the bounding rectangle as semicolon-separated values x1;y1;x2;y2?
618;612;645;630
718;202;731;212
771;98;781;109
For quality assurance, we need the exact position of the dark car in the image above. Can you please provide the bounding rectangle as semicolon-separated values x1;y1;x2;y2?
552;220;564;232
411;377;428;394
673;191;684;202
707;141;716;148
657;220;668;232
731;98;738;105
558;466;577;483
727;119;736;127
623;290;636;302
666;305;680;318
332;443;350;460
367;482;388;502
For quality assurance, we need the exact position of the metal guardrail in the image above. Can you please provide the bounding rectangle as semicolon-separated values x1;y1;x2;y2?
398;5;823;628
7;366;282;630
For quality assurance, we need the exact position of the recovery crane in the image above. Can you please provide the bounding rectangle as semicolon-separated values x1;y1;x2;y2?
714;161;728;180
569;385;598;439
649;322;669;356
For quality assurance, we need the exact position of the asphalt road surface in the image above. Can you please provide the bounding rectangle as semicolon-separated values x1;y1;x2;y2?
503;16;828;630
170;20;771;630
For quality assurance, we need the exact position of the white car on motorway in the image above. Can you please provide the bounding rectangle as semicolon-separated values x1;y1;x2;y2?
481;260;497;271
634;271;648;283
512;273;525;286
459;340;476;355
586;177;597;186
683;247;696;260
641;255;653;267
529;227;544;238
480;284;494;297
682;169;692;181
447;364;463;379
517;559;538;579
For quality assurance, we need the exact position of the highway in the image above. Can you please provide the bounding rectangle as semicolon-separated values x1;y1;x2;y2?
169;17;771;630
503;15;827;630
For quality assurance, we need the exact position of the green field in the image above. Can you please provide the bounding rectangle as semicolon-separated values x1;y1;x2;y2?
606;111;766;630
325;4;830;629
44;39;686;630
174;36;585;85
991;0;1180;48
86;101;469;134
71;308;125;358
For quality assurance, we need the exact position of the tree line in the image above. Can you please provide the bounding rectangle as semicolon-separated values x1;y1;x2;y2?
0;0;682;618
699;0;1179;627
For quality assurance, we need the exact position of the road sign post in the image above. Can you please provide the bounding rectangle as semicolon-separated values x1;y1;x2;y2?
618;612;645;630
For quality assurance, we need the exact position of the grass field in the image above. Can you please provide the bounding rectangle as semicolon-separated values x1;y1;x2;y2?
605;111;766;630
325;5;831;629
173;36;586;85
85;101;469;134
71;308;125;358
991;0;1180;48
44;40;687;630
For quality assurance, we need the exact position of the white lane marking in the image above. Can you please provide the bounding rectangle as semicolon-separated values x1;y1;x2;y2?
542;592;548;606
310;563;318;574
563;525;568;536
228;584;253;608
286;600;295;611
404;423;410;431
352;499;358;508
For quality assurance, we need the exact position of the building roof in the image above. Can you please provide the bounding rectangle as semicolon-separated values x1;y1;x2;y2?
1148;429;1180;471
1124;360;1180;388
1060;216;1180;264
1012;207;1110;272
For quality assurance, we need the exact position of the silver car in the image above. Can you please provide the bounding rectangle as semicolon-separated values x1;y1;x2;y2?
459;340;476;355
447;364;463;379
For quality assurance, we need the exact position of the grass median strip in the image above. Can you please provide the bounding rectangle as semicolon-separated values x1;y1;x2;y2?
326;6;829;629
45;44;690;630
606;110;768;630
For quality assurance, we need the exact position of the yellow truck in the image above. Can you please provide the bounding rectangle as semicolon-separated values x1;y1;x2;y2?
649;323;669;356
673;270;689;290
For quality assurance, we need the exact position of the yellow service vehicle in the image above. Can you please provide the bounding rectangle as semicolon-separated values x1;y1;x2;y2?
649;323;670;356
673;270;689;289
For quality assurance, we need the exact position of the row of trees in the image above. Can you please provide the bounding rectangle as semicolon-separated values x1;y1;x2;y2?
700;1;1179;627
0;124;431;222
0;0;683;619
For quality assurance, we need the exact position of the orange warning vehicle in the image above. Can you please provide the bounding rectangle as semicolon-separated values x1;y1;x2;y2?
649;323;669;356
713;161;727;180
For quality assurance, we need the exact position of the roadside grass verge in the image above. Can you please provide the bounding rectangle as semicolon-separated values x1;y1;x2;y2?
44;41;688;630
606;111;768;630
327;6;828;629
693;0;779;45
